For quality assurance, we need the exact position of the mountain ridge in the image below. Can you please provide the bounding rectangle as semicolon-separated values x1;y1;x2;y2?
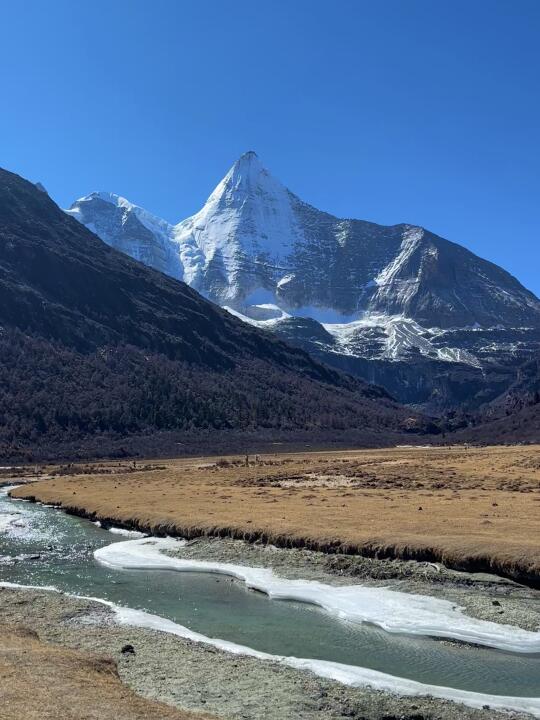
0;165;425;460
67;153;540;411
68;151;540;328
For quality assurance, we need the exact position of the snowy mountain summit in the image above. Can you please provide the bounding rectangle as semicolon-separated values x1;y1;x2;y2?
67;152;540;409
173;151;303;301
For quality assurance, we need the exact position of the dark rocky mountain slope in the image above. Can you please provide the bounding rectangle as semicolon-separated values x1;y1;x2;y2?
0;167;428;460
452;357;540;444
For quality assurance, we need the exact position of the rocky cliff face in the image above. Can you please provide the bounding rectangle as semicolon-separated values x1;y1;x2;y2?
68;152;540;410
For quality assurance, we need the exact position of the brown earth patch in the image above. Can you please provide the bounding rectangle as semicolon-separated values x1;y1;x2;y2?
0;624;211;720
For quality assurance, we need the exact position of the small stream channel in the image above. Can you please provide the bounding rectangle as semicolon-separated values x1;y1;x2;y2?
1;487;539;700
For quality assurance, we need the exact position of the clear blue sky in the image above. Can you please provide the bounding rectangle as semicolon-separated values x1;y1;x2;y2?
1;0;539;294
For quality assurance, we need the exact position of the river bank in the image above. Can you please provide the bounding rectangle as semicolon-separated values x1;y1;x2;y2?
0;585;535;720
10;445;540;586
0;622;210;720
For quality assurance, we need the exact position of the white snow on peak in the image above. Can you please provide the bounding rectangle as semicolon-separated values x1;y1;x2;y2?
89;191;129;207
173;152;305;297
66;191;182;279
68;191;174;240
68;191;137;214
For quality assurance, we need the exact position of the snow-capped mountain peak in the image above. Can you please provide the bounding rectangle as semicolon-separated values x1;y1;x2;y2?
78;190;128;206
66;152;540;329
65;152;540;410
68;190;173;235
172;151;304;300
212;149;265;193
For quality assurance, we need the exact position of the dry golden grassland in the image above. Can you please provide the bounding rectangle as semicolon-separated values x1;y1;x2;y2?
12;445;540;584
0;625;212;720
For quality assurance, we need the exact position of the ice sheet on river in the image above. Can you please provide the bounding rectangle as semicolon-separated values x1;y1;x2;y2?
94;537;540;654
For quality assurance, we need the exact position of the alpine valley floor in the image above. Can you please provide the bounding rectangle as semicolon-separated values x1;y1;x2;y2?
3;445;540;720
11;445;540;586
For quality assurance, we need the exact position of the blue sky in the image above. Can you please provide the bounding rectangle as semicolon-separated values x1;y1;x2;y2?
1;0;539;294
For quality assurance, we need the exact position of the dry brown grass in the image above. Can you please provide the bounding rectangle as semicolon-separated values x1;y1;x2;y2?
12;445;540;585
0;625;212;720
